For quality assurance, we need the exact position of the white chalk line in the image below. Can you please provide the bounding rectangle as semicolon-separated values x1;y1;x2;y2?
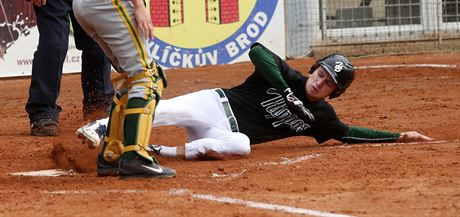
9;169;76;177
211;169;247;180
43;189;149;195
42;188;354;217
172;189;354;217
260;154;322;166
356;64;458;70
210;154;322;181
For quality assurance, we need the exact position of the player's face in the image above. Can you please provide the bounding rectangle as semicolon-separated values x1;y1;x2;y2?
305;66;337;101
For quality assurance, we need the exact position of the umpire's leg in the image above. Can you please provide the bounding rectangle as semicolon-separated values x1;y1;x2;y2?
70;11;114;118
26;0;70;131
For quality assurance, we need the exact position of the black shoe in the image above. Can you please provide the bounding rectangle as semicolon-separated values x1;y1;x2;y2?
96;154;119;177
31;119;59;136
119;154;176;179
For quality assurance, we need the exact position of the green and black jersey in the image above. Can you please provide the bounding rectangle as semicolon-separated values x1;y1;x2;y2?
222;43;400;145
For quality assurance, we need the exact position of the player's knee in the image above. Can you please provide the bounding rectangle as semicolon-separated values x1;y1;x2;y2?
225;133;251;156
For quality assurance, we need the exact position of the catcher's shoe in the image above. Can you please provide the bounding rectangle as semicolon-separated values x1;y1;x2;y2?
96;154;119;177
31;119;59;137
118;154;176;179
76;120;106;149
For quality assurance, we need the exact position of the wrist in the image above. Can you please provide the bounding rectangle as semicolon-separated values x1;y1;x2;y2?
131;0;146;8
397;133;405;142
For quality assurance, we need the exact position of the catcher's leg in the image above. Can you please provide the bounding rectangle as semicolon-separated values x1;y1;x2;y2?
96;89;127;177
118;66;175;178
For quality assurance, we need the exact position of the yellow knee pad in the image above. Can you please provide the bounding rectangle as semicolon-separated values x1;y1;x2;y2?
127;62;166;101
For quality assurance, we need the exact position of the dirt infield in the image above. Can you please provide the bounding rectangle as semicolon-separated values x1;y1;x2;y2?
0;52;459;217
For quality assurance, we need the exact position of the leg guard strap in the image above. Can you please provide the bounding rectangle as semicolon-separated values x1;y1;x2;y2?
152;61;168;88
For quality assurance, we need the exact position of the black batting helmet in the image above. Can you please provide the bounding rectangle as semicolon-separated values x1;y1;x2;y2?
309;53;355;99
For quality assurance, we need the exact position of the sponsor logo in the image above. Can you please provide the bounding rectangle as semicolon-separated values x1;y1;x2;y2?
148;0;278;68
140;164;164;173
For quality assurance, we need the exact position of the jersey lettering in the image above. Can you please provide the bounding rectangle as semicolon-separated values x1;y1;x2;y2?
261;88;311;132
263;97;289;119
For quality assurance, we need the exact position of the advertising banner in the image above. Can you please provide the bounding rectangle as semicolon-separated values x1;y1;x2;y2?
0;1;82;78
0;0;285;78
148;0;285;68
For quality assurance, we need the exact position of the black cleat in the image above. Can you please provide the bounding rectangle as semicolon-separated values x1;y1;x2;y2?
96;154;119;177
119;155;176;179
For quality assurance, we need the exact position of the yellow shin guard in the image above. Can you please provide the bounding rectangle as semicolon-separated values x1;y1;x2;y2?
101;73;130;163
122;65;165;162
102;92;128;162
123;98;157;162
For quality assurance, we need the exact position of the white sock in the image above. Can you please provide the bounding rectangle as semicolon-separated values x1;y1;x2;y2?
159;146;177;157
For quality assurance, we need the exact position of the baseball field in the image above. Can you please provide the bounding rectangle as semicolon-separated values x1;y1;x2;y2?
0;52;459;216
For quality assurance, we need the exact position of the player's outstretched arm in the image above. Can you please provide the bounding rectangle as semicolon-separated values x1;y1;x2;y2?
339;126;433;144
397;131;433;143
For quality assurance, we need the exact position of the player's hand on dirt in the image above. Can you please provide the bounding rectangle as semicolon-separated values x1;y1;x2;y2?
283;88;315;122
398;131;433;143
133;1;154;39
